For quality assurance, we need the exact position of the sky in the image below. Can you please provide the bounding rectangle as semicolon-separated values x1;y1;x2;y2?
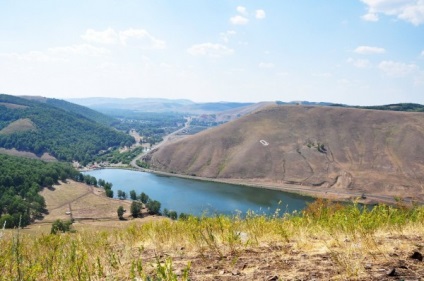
0;0;423;105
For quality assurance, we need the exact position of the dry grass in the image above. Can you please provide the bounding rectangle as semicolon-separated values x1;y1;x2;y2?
1;199;423;280
0;102;28;109
33;180;161;234
0;118;37;135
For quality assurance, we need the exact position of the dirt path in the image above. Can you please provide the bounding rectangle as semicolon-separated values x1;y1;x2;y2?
47;185;94;212
35;181;136;229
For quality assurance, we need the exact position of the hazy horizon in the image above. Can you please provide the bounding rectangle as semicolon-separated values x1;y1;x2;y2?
1;1;423;105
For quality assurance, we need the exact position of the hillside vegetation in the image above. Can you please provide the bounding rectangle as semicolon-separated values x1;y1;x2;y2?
0;94;134;163
44;98;118;126
147;105;424;201
349;103;424;112
0;154;79;228
1;201;423;280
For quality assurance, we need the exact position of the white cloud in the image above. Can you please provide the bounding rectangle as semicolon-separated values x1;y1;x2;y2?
236;6;248;16
48;44;110;56
187;43;234;58
81;28;118;44
361;0;424;25
378;60;419;76
255;9;266;19
119;28;166;49
81;28;166;49
421;50;424;57
347;58;371;68
230;15;249;25
220;30;236;43
362;12;379;21
354;45;386;54
258;62;275;69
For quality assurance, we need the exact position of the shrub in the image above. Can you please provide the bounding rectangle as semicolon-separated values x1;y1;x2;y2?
117;206;125;220
131;201;143;218
146;200;161;215
50;219;73;234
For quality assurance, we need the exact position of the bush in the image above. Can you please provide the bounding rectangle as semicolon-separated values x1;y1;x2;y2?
51;219;73;234
117;206;125;220
179;213;189;220
131;201;143;218
139;192;149;204
169;211;178;220
146;200;161;215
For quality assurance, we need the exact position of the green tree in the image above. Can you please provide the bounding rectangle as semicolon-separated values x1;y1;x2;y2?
179;213;189;220
163;208;170;217
129;190;137;201
105;188;113;198
117;190;125;200
146;200;161;215
51;219;73;234
43;177;54;188
139;192;149;204
169;211;178;220
130;201;143;218
117;206;125;220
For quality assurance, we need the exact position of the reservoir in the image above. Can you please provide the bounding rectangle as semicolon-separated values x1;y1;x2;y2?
84;169;314;216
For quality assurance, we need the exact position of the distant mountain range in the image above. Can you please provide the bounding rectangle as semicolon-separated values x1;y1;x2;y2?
68;97;424;114
68;97;256;114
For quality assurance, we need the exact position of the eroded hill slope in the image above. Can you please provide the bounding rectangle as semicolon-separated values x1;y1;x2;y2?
147;105;424;200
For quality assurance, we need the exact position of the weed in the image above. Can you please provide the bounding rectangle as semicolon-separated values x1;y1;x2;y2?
0;202;423;279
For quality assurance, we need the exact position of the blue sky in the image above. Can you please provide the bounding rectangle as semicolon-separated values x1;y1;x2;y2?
0;0;423;105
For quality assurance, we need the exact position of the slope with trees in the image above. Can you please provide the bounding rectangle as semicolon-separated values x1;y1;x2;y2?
0;154;80;228
0;94;134;164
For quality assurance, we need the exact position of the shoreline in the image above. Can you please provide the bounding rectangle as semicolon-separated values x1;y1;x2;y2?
82;165;424;205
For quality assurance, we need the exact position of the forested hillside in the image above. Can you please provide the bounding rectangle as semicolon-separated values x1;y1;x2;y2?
0;154;80;228
45;98;118;126
0;94;134;163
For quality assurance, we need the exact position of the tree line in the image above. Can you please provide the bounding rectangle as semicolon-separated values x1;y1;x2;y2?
0;154;81;228
116;189;189;221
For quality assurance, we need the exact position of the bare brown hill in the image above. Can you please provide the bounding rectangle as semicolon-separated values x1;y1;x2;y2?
146;105;424;201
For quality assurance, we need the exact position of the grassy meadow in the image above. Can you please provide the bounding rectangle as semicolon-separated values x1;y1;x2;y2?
0;199;423;280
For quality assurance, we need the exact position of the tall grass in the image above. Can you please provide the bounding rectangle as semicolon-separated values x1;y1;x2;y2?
0;200;423;280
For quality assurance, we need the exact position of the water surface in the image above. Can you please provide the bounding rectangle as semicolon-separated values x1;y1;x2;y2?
84;169;313;216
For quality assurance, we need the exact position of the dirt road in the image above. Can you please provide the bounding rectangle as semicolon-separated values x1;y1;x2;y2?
129;117;191;168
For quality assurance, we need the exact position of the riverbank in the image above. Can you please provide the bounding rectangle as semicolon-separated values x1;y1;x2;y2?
85;165;424;206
